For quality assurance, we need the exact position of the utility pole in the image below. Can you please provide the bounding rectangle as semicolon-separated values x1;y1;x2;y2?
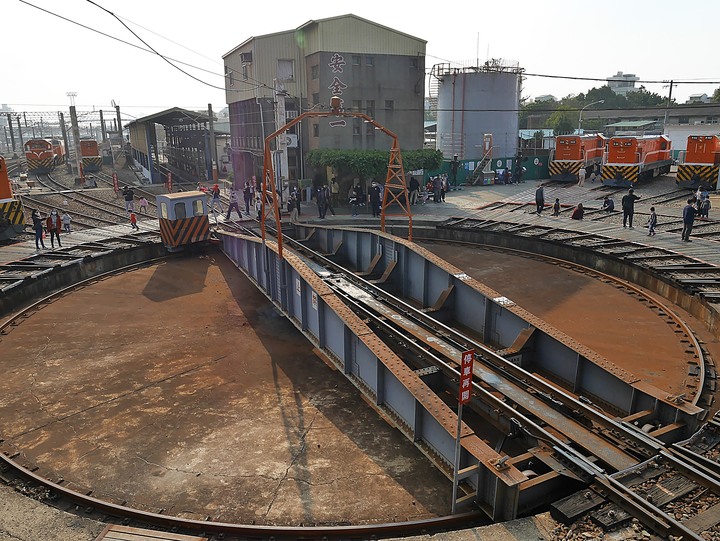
663;80;674;129
59;112;70;169
115;104;123;138
99;109;107;142
7;113;16;154
16;116;24;152
67;92;85;186
208;103;218;183
274;79;289;204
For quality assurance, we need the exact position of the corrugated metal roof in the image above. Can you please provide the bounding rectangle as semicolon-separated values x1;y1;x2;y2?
605;121;656;128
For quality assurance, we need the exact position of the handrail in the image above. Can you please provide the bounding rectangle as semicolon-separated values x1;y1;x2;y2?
470;146;494;178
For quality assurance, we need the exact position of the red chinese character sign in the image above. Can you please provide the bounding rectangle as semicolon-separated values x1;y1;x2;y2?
459;350;474;404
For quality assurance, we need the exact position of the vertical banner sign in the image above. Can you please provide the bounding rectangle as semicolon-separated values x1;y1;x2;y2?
452;349;475;513
167;172;173;193
459;349;474;404
112;172;118;193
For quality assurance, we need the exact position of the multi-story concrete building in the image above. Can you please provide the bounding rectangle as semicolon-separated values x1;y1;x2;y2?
606;71;640;96
222;14;426;185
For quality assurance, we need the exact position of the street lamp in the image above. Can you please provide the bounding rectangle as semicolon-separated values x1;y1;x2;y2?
578;100;605;133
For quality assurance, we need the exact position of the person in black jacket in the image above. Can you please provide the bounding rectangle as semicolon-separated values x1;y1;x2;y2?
369;182;382;217
409;176;420;205
31;209;46;250
535;184;545;215
682;198;697;241
621;188;640;228
601;195;615;212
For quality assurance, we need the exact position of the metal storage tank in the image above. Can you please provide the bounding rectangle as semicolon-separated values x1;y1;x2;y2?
433;61;523;161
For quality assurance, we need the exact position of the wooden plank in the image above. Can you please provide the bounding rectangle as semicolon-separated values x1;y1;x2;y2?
551;489;605;523
591;475;697;528
96;525;207;541
682;501;720;533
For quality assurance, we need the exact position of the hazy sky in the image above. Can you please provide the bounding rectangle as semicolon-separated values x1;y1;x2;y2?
5;0;719;121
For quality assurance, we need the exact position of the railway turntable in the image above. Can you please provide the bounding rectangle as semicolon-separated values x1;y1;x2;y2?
2;183;720;540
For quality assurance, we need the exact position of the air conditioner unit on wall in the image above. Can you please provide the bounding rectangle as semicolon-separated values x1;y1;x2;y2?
282;134;298;148
240;52;252;63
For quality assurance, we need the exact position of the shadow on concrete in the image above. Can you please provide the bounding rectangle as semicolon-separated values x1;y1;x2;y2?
217;257;451;523
141;256;211;302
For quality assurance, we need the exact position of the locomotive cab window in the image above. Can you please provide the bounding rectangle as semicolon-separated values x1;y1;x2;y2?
174;202;186;220
624;142;632;146
193;199;204;216
160;202;168;219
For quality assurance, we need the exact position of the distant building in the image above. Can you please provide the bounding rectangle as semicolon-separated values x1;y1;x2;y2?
534;95;556;103
686;93;711;104
222;14;426;184
606;71;640;96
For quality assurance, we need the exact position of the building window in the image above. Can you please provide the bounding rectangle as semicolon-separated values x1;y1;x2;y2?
311;64;319;80
278;59;295;82
227;69;233;87
385;100;394;110
352;100;362;112
366;122;375;136
352;55;361;66
410;57;418;69
312;93;320;107
679;117;690;125
366;100;375;118
242;64;248;80
353;119;361;135
366;56;374;67
313;124;319;138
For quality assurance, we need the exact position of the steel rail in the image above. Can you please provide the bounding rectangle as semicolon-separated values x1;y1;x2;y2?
286;233;675;458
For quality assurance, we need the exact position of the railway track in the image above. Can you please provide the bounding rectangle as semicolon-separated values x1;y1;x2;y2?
0;231;161;288
440;216;720;303
277;226;720;540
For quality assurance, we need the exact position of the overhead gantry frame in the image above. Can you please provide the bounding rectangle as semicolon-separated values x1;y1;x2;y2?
260;107;413;259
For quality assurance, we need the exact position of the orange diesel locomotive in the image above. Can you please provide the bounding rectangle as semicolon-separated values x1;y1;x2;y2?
549;134;606;181
601;135;672;188
0;156;27;241
24;138;65;173
676;135;720;191
80;139;102;172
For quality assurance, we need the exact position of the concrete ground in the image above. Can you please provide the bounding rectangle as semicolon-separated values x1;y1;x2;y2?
0;255;451;526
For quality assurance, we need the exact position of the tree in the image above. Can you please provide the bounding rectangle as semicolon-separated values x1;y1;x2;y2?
547;107;575;135
306;148;443;185
519;99;556;129
713;87;720;103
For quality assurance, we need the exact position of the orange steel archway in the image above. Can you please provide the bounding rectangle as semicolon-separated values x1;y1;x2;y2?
260;111;412;259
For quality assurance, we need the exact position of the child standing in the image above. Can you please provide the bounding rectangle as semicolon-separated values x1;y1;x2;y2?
552;198;561;217
129;211;139;230
647;206;657;236
61;211;72;233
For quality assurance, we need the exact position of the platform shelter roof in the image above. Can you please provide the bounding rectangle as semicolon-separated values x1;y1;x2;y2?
127;108;210;128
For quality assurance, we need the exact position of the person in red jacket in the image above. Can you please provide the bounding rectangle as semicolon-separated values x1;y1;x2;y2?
46;209;62;248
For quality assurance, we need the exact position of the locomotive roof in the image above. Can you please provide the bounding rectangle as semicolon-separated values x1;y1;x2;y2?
156;190;207;201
